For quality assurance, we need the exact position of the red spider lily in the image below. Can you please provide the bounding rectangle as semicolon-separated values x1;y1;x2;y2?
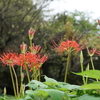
87;48;97;56
17;52;38;70
98;19;100;26
86;47;100;56
29;43;41;54
28;28;36;40
27;53;48;70
95;50;100;56
20;42;27;53
53;39;81;54
39;55;48;63
17;52;48;71
0;51;48;71
0;53;19;67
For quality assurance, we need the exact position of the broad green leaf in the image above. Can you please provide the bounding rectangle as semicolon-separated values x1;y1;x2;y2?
58;82;70;85
77;94;100;100
44;76;58;82
61;84;80;90
72;70;100;79
26;80;48;90
25;90;36;94
36;90;49;97
81;82;100;89
63;93;71;100
24;95;34;100
25;90;49;100
0;97;4;100
40;89;65;100
25;90;36;100
43;81;61;89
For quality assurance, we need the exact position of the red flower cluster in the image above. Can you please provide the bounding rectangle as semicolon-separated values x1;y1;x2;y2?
54;40;81;54
0;53;19;67
0;28;48;71
29;43;41;54
0;52;48;71
86;47;100;56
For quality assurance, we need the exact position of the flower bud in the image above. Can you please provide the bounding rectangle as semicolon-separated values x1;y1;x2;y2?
28;28;36;40
80;51;84;63
4;87;6;95
86;63;89;71
20;42;27;53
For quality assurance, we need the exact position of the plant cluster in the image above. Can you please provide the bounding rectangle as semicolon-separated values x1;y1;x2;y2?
1;25;100;100
0;28;48;98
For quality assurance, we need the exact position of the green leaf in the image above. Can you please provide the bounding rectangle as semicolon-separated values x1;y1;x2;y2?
72;70;100;79
44;76;58;82
43;81;61;89
25;90;36;94
0;97;4;100
25;90;49;100
40;89;65;100
77;94;100;100
61;84;80;90
58;82;70;85
63;93;71;100
24;95;34;100
81;82;100;89
25;80;48;90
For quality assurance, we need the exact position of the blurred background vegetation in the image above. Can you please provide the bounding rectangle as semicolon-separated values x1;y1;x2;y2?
0;0;100;95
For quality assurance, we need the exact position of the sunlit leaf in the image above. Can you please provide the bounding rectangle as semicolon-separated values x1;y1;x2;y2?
61;84;80;90
81;82;100;89
40;89;65;100
44;76;58;82
26;80;48;90
77;94;100;100
72;70;100;79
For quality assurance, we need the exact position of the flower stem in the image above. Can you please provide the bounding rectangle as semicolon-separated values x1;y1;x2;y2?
9;66;17;97
20;65;24;97
22;53;30;83
26;65;30;82
90;56;98;81
38;69;41;81
80;51;86;85
11;66;19;97
30;39;32;52
90;56;95;70
80;62;86;85
64;52;71;83
32;67;36;80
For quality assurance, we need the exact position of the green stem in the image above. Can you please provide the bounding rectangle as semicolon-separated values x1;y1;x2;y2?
90;56;99;81
32;67;37;80
80;51;86;85
3;87;6;100
26;65;30;82
38;69;41;81
85;77;88;84
11;66;19;97
90;56;95;70
9;66;17;97
30;39;32;52
64;52;71;83
22;53;30;83
80;62;86;94
34;68;36;80
80;62;86;85
20;65;24;97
